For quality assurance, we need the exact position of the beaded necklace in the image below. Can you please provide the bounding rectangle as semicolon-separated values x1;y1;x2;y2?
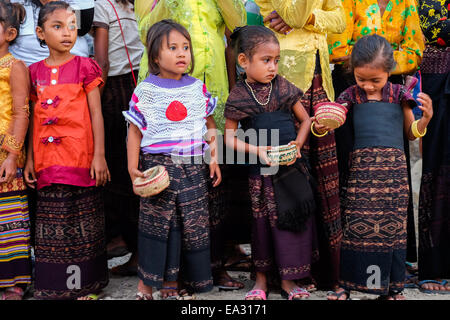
0;53;14;68
244;79;272;106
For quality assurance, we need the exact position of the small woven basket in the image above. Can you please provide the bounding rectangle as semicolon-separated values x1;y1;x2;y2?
133;165;170;197
267;144;297;165
313;102;348;129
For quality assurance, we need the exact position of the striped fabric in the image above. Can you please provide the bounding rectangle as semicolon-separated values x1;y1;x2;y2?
0;189;31;288
123;74;217;157
141;139;208;156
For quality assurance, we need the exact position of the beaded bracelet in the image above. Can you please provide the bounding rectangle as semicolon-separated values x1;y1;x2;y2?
411;120;427;138
311;122;328;137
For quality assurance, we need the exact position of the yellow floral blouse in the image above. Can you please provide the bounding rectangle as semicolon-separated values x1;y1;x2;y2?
419;0;450;46
328;0;425;75
256;0;346;101
135;0;246;132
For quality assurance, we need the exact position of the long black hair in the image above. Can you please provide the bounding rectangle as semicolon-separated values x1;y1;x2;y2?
28;0;42;7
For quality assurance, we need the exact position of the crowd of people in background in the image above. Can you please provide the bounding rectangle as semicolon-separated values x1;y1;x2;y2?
0;0;448;301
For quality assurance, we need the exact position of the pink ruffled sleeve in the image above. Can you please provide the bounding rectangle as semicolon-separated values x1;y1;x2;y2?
81;57;104;93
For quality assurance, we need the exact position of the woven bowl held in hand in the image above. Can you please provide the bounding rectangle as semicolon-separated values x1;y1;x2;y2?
267;144;298;165
313;102;348;129
133;165;170;197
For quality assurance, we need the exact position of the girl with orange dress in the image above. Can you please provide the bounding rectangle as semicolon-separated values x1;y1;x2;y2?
24;1;110;300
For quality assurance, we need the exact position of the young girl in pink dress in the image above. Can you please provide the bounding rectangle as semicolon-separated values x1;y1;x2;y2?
24;1;110;300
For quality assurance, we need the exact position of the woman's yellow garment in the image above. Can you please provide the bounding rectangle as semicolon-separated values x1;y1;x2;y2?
0;54;28;168
327;0;425;75
256;0;346;101
135;0;246;132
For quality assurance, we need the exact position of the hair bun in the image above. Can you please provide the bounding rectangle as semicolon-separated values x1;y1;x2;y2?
230;26;245;40
11;3;26;25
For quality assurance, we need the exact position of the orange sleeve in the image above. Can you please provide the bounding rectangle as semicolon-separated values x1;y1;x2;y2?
82;57;104;93
85;76;104;93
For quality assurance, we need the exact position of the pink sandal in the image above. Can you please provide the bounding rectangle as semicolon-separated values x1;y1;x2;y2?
281;287;310;300
1;286;25;300
244;289;268;300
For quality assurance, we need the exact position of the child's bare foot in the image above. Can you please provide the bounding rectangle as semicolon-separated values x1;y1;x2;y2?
388;293;406;300
327;287;350;300
378;292;406;300
281;279;310;300
213;269;245;290
245;272;268;300
1;286;25;300
418;279;450;293
160;281;178;300
296;277;317;291
136;280;153;300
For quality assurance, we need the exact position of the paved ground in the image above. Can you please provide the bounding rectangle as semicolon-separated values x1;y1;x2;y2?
102;253;450;300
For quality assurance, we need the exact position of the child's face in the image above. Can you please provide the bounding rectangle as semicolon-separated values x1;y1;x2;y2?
36;8;77;54
354;65;389;97
238;41;280;84
155;30;191;80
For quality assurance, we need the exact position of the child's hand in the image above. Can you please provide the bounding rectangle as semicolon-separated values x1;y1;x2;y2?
264;11;292;35
24;157;37;189
129;168;146;196
257;146;274;166
331;55;351;71
311;117;333;135
90;155;111;187
286;141;301;166
0;154;17;184
129;168;146;183
209;162;222;187
417;93;433;120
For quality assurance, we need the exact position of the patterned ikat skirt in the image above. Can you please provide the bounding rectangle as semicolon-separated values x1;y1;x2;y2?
339;147;408;295
33;185;108;300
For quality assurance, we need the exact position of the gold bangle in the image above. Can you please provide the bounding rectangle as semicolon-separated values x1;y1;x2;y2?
411;120;427;138
311;122;328;137
2;134;22;153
